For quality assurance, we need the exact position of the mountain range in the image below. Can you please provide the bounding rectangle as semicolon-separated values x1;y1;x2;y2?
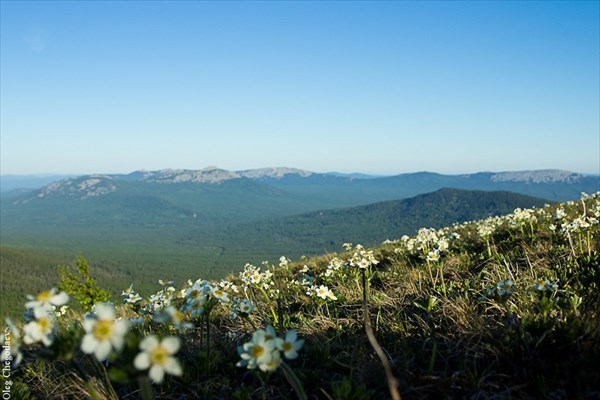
2;167;598;202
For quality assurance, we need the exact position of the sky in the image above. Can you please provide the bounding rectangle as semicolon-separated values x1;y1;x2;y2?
1;1;599;176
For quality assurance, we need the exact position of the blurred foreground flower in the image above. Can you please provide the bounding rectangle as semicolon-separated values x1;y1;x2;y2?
81;302;129;361
23;307;56;347
25;288;69;314
134;335;182;383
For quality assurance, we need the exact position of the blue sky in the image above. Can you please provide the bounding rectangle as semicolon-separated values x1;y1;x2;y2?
1;1;598;175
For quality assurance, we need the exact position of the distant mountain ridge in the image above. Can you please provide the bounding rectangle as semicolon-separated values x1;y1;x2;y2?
4;167;597;204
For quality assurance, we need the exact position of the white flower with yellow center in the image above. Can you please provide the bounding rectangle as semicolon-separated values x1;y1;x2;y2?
279;330;304;360
315;285;334;300
23;308;55;347
212;287;230;304
25;288;69;314
134;335;182;383
236;328;278;370
250;271;262;285
427;249;441;262
81;302;129;361
239;299;254;315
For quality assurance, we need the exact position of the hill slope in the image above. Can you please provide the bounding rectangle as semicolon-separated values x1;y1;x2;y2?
224;188;551;252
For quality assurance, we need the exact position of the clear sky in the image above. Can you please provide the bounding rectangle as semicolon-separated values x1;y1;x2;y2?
1;1;599;176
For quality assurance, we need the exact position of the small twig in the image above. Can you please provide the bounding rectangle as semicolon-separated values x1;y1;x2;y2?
361;269;401;400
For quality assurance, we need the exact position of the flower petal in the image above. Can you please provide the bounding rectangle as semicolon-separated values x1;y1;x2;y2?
161;336;180;354
134;352;150;370
112;320;129;337
163;357;182;377
51;291;69;306
94;340;112;361
95;303;115;320
149;365;165;383
80;334;98;354
139;335;159;351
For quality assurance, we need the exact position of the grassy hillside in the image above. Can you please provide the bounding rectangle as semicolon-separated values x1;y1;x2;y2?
2;192;598;399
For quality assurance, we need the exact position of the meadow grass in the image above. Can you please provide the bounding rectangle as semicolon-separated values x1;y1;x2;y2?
2;193;599;399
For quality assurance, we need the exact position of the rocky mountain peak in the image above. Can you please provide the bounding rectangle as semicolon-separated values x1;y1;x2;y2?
142;168;241;184
18;175;117;203
490;170;582;183
237;167;313;179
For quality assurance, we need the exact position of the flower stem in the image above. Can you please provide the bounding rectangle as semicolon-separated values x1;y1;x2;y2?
361;269;402;400
71;358;101;400
280;361;307;400
138;376;154;400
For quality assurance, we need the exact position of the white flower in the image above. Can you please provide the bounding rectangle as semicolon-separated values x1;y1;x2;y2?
239;299;255;315
279;256;290;268
55;305;69;317
427;249;441;262
212;286;230;303
154;306;193;330
25;288;69;314
81;302;129;361
134;335;183;383
23;308;55;346
315;285;331;300
250;272;262;285
496;279;515;296
279;330;304;360
236;328;279;371
237;326;304;372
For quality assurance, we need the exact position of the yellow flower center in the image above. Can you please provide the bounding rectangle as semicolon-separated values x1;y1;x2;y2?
38;317;50;331
283;342;293;352
93;320;113;341
251;345;264;358
37;290;51;301
150;345;168;366
190;290;199;298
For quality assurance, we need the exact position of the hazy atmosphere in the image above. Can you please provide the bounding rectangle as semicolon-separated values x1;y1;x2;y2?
1;1;599;175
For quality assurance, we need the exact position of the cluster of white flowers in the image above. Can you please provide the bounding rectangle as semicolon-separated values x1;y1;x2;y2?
532;278;559;293
229;298;255;319
561;215;596;234
16;287;185;385
240;263;274;292
394;228;458;258
323;257;344;278
142;280;178;314
121;284;142;304
180;279;212;318
476;217;503;239
347;244;379;269
509;208;538;228
237;325;304;372
482;279;515;299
